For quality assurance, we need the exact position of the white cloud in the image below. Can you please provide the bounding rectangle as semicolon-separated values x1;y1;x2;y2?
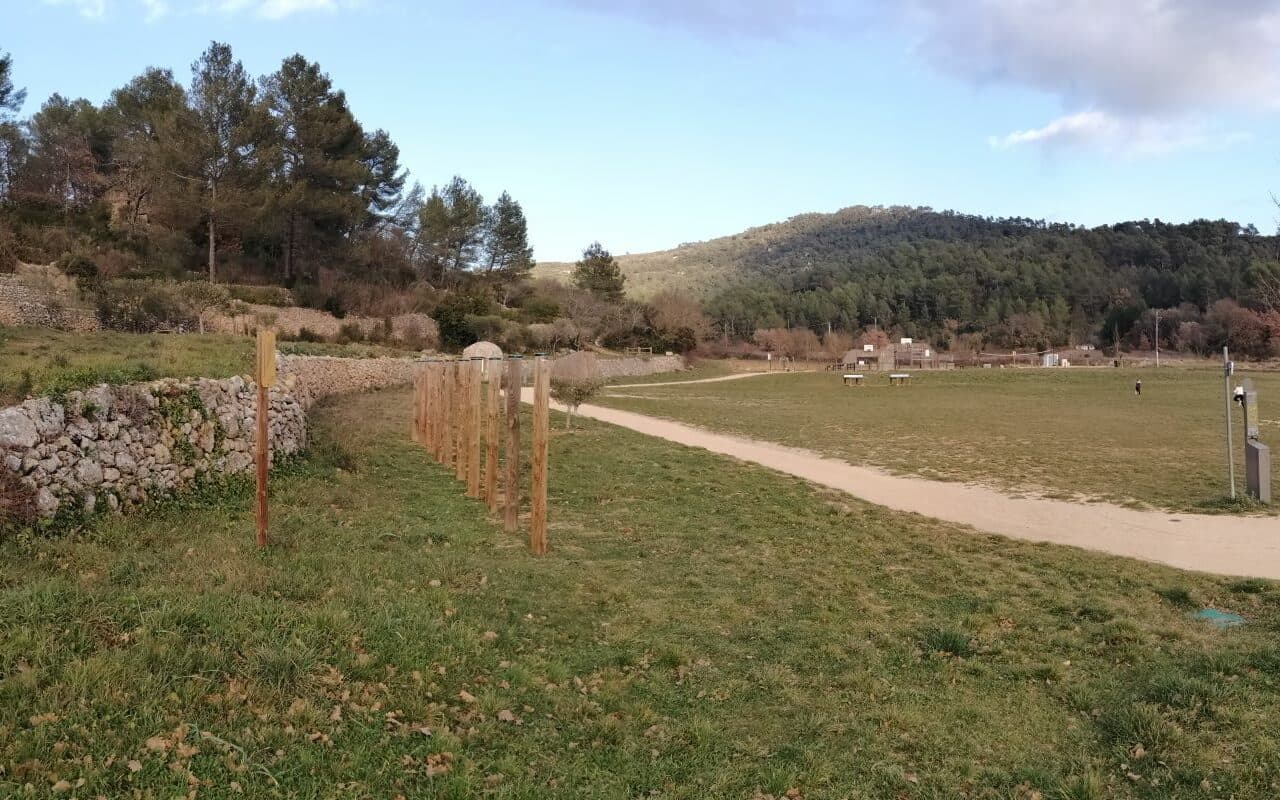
141;0;168;21
44;0;362;20
989;110;1252;157
905;0;1280;115
42;0;108;18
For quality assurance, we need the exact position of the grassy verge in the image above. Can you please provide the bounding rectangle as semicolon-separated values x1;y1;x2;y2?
596;367;1279;512
607;359;737;385
0;327;410;403
2;388;1279;797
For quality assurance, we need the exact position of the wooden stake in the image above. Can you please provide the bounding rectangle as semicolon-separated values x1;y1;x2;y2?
454;361;467;481
467;361;482;498
254;328;275;549
438;362;452;465
411;367;422;444
484;362;500;512
530;358;550;555
504;358;521;534
429;362;442;460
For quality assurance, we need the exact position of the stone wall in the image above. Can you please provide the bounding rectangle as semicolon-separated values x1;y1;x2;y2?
0;355;415;522
207;304;438;347
0;269;100;332
515;353;685;381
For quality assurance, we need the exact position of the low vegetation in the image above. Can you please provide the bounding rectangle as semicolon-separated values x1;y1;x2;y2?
596;366;1279;512
0;327;407;405
2;388;1278;797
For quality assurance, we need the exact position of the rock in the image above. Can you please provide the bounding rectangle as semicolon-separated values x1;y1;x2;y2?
82;492;96;514
105;492;119;511
4;455;20;472
152;443;170;462
39;456;60;473
102;467;120;482
0;408;38;450
35;487;58;517
75;459;104;486
115;452;137;473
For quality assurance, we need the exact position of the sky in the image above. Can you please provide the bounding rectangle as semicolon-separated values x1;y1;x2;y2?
6;0;1280;261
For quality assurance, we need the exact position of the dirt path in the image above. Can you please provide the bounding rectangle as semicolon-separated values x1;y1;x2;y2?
608;371;780;389
526;389;1280;579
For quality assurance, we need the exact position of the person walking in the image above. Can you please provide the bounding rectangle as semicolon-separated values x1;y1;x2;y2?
1134;379;1142;397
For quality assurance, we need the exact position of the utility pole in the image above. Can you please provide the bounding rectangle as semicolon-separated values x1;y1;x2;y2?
1224;346;1236;499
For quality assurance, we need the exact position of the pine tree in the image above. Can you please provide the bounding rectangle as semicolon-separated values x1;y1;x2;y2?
358;128;406;230
417;175;485;285
105;67;187;234
0;51;27;204
187;42;262;282
573;241;625;301
484;191;534;278
261;54;368;282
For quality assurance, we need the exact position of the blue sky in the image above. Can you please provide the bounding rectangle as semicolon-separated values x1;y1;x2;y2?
6;0;1280;261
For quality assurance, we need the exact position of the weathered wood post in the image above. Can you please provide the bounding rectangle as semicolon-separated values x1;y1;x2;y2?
504;357;521;534
254;328;276;549
454;361;467;482
484;360;501;511
530;356;550;554
411;365;422;444
467;359;483;497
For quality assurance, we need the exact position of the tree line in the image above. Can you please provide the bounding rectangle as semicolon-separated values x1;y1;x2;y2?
0;44;533;316
705;207;1280;357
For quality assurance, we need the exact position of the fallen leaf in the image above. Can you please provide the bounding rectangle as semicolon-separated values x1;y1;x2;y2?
29;713;60;726
904;772;919;785
51;780;72;792
127;760;143;773
482;631;498;641
497;709;517;723
458;690;477;704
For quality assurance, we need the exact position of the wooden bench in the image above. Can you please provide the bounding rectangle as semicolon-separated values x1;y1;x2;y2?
842;374;864;386
888;373;911;385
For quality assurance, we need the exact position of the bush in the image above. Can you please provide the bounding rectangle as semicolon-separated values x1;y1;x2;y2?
227;284;295;307
58;253;100;287
336;321;364;344
435;291;494;350
94;279;230;333
0;222;19;273
550;377;605;429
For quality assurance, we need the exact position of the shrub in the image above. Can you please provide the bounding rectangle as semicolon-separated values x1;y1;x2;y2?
227;284;295;307
435;291;494;350
336;321;364;344
550;351;604;429
58;253;100;287
293;326;325;343
0;222;19;273
0;469;38;534
94;279;230;333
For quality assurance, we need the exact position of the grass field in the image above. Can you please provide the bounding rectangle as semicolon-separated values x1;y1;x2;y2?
0;327;410;404
607;359;738;385
596;366;1280;512
4;387;1280;797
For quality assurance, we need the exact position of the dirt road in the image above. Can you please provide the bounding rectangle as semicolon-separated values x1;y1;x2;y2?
526;388;1280;579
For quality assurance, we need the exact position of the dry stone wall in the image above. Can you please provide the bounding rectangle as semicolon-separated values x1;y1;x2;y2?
0;273;99;332
516;353;685;381
0;355;415;523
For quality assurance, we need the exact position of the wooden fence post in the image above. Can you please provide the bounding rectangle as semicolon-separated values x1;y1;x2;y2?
484;361;500;511
530;357;550;555
411;366;422;444
454;361;467;481
467;360;483;497
421;363;433;451
504;358;521;534
254;328;276;549
431;362;443;461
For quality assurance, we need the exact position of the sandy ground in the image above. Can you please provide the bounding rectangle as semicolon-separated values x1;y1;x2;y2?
525;385;1280;579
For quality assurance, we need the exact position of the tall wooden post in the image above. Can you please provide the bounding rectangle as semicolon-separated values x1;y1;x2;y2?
420;363;432;450
504;358;521;534
466;360;483;497
429;362;442;460
438;362;452;465
411;366;422;444
530;357;550;555
484;361;500;511
254;329;276;549
454;361;467;481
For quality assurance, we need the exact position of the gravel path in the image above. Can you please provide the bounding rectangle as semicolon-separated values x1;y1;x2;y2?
527;387;1280;579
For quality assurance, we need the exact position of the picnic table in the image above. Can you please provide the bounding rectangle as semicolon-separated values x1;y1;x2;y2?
842;373;864;386
888;373;912;386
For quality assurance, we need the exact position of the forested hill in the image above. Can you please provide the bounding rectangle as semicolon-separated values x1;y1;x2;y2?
542;205;1280;352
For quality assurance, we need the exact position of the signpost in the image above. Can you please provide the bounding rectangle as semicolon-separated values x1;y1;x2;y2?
255;328;276;548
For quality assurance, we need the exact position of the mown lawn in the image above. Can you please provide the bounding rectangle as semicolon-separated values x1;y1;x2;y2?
596;366;1280;512
0;327;411;404
2;388;1279;798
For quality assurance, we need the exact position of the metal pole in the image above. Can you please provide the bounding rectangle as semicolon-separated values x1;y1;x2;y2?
1224;346;1236;499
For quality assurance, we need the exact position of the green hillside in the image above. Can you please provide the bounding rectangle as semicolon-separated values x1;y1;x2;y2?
540;206;1280;352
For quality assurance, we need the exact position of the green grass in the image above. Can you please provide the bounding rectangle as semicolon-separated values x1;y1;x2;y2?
0;327;409;404
3;388;1280;797
595;366;1280;512
607;359;738;385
